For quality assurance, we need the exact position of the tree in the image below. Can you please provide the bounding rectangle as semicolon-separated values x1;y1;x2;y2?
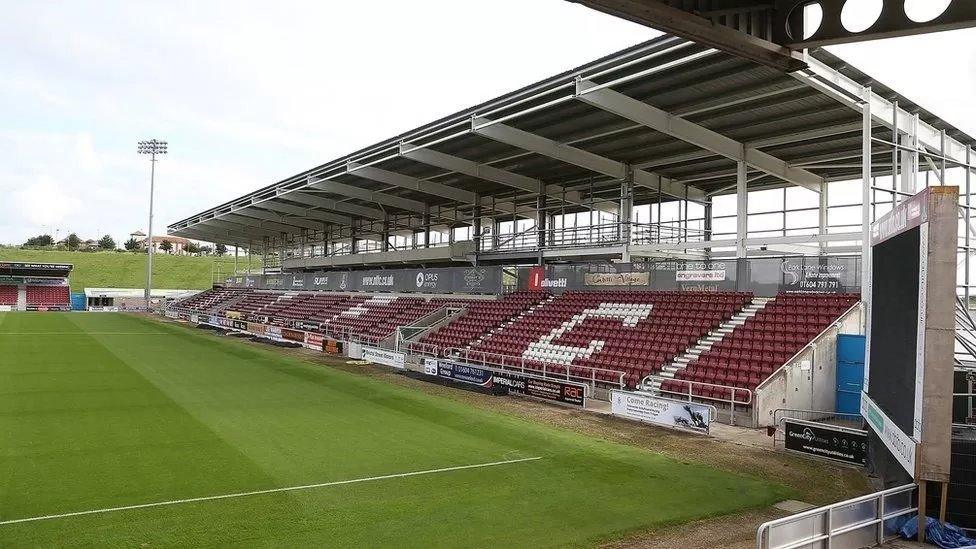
159;240;173;253
98;235;116;250
198;244;213;255
186;241;200;254
24;234;54;247
215;243;227;256
124;237;139;251
66;233;81;250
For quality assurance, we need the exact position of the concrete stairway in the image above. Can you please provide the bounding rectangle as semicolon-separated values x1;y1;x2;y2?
643;297;773;391
16;286;26;311
467;294;555;349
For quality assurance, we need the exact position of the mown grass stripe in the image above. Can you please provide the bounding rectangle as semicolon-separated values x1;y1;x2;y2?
0;457;542;526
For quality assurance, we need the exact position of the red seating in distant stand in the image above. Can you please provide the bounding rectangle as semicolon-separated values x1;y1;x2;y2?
26;285;70;308
0;285;16;306
661;292;859;400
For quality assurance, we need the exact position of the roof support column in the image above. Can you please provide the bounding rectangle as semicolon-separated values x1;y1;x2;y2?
473;194;482;254
537;194;547;265
620;171;633;263
861;87;873;304
736;161;748;259
423;204;431;249
703;197;713;259
819;180;829;255
381;214;390;253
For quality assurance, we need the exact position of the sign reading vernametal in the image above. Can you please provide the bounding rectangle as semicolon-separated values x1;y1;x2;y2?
610;390;711;434
362;347;405;369
784;419;867;466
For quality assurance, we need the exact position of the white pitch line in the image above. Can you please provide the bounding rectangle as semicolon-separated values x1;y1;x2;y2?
0;456;542;526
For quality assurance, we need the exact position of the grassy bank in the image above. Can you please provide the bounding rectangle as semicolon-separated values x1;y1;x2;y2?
0;248;258;290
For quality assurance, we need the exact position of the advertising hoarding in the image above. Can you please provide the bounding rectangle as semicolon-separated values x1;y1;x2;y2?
610;390;710;434
783;419;868;466
362;347;405;369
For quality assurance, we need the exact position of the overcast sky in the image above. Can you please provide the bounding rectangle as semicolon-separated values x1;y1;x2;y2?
1;1;974;247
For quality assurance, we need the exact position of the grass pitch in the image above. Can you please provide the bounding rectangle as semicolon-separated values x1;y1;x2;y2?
0;313;791;547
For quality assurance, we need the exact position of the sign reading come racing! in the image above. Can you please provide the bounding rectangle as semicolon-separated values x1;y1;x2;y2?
610;391;711;434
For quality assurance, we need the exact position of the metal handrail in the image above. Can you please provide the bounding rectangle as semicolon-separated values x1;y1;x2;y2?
770;408;863;446
756;483;918;549
643;375;752;425
445;347;626;391
403;341;440;357
754;301;863;393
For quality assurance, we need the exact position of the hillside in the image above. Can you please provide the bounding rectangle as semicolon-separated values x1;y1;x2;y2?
0;249;259;290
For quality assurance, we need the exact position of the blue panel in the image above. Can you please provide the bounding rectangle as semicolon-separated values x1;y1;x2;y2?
70;292;87;311
836;334;865;414
837;333;866;362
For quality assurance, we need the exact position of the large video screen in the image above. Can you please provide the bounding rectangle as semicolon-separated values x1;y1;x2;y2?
868;226;921;436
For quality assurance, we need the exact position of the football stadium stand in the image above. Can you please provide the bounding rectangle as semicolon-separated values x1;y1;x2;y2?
0;262;73;311
660;292;860;399
0;284;17;307
441;290;752;387
172;284;859;396
26;285;71;309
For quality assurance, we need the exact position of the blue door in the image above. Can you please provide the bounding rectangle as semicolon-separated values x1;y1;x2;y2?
836;334;865;414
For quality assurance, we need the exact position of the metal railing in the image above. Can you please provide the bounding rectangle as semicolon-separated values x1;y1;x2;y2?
445;347;626;392
643;375;752;426
756;484;918;549
402;341;440;357
478;222;709;254
771;409;864;447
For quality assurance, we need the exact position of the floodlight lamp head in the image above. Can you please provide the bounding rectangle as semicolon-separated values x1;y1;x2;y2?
137;138;168;155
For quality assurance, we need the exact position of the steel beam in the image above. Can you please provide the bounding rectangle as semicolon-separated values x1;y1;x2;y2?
220;213;307;234
567;0;804;72
254;199;351;225
308;178;428;215
575;80;823;192
229;208;324;231
471;116;704;201
399;142;542;195
346;162;477;204
201;219;281;238
281;190;385;220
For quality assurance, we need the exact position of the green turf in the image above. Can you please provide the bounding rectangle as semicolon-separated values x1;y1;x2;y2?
0;248;258;290
0;313;791;547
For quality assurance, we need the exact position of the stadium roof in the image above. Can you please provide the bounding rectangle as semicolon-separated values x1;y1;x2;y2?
168;34;976;248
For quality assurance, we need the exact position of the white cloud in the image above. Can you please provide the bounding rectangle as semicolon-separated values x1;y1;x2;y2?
13;176;80;228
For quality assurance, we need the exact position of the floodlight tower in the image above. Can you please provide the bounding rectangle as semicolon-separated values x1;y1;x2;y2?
137;139;168;310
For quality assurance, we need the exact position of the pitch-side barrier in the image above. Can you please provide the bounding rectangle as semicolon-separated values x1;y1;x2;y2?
641;375;752;426
756;484;918;549
445;347;626;393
